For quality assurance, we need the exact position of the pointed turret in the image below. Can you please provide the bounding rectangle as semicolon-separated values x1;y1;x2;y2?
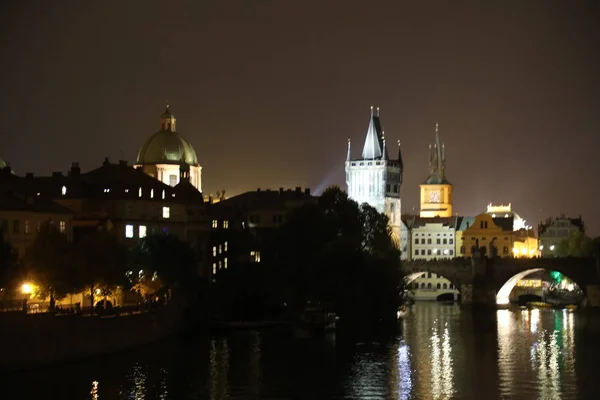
346;138;351;161
397;140;403;170
361;106;387;159
424;123;448;184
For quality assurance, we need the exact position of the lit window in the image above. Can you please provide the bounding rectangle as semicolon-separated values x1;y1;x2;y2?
59;221;66;233
162;190;165;199
218;245;222;254
150;189;154;198
25;220;31;234
162;207;170;219
224;241;228;251
61;186;67;195
139;225;147;238
125;189;129;193
224;258;228;268
250;251;261;263
212;263;216;275
212;220;218;228
138;187;142;197
218;261;222;269
125;224;134;238
223;220;229;229
213;246;217;257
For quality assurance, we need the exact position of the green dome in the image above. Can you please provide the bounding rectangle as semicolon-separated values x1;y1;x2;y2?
0;158;6;168
136;106;200;166
136;130;199;166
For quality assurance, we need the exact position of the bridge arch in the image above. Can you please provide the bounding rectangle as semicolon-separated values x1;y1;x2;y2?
496;267;585;305
404;272;461;291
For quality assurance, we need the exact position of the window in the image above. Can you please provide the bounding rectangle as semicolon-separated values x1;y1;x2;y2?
212;246;217;257
13;220;19;234
25;220;31;234
450;249;454;256
162;207;170;219
436;239;441;244
460;246;465;254
427;283;432;289
421;249;426;255
150;189;154;198
125;224;134;238
443;283;447;289
139;225;147;238
61;185;67;195
138;187;142;197
223;220;229;229
414;238;418;245
212;263;217;275
427;272;432;278
224;258;228;269
212;220;218;228
449;238;454;245
422;239;426;244
224;241;228;251
218;261;222;269
59;221;66;233
250;251;261;263
421;283;426;289
414;249;418;256
437;283;441;289
427;249;432;255
169;174;178;187
503;247;509;255
443;239;447;245
218;245;222;254
162;190;165;199
386;184;390;192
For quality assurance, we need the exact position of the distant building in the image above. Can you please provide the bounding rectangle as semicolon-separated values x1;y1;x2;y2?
0;172;74;258
462;212;538;258
455;216;475;257
538;215;584;257
208;187;315;282
419;124;453;218
485;203;529;231
135;106;202;192
408;272;460;301
409;216;460;260
345;106;403;243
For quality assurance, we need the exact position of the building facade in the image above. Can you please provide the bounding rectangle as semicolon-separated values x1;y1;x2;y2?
409;216;459;260
345;107;403;242
538;215;584;257
135;106;202;192
419;124;453;218
462;213;539;258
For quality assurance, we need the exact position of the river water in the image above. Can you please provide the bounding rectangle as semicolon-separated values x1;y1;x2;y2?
2;302;600;399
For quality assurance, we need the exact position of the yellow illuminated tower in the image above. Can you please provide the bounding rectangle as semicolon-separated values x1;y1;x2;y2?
420;123;453;217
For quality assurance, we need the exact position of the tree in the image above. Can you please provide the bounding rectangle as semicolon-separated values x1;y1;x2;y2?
74;230;128;308
131;233;198;293
22;225;74;309
0;231;19;292
272;186;403;325
555;231;594;257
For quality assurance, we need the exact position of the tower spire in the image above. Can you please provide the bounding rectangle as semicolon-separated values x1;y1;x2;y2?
361;106;385;159
346;138;351;161
397;140;403;170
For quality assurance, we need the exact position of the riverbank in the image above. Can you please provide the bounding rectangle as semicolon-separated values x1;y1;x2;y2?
0;304;183;373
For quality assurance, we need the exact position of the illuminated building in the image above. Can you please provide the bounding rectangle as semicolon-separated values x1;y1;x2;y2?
345;106;403;243
419;124;453;218
208;187;315;282
135;106;202;192
538;215;584;257
455;216;475;258
462;213;539;258
409;216;460;260
485;203;528;230
409;272;460;301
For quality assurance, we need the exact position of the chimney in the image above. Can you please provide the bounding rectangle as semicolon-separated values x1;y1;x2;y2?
295;186;301;193
257;188;261;192
69;162;80;177
304;188;311;195
103;157;110;166
279;187;284;194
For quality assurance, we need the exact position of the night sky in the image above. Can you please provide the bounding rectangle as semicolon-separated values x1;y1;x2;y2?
1;1;599;234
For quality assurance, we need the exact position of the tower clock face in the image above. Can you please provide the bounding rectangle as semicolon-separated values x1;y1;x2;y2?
428;190;441;203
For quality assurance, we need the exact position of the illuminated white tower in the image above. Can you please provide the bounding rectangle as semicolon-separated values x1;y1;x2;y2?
345;106;403;243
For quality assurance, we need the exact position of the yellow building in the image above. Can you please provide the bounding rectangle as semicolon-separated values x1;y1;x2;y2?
462;213;539;258
420;124;453;218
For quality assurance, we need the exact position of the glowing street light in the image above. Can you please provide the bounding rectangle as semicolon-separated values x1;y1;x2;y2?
21;282;34;295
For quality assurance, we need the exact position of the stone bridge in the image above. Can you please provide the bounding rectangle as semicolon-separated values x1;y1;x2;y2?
402;257;600;308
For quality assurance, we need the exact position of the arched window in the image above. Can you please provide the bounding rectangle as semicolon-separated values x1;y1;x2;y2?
421;283;426;289
436;283;441;289
427;283;432;289
443;283;448;289
414;282;419;289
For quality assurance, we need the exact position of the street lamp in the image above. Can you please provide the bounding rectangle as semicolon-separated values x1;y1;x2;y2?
21;282;33;295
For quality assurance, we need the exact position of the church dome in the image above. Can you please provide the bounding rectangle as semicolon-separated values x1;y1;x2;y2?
136;106;200;166
0;157;6;168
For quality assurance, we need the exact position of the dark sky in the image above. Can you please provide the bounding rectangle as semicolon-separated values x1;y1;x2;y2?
1;1;599;235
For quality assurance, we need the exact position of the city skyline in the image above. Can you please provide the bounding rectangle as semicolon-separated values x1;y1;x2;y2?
1;1;599;234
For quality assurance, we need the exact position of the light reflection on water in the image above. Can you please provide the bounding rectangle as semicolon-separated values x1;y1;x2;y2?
3;303;599;400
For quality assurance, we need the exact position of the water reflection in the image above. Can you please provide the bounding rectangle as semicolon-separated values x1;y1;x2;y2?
396;341;412;400
209;338;230;400
430;323;454;399
497;308;577;400
90;381;99;400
